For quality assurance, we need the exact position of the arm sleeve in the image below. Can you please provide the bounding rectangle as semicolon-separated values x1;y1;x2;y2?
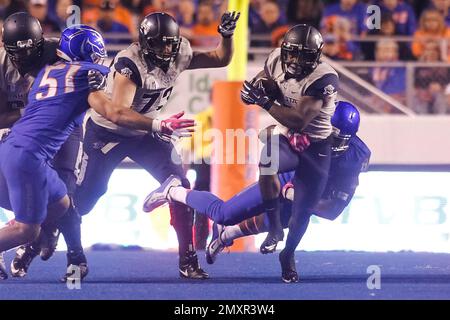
304;73;339;100
114;57;142;87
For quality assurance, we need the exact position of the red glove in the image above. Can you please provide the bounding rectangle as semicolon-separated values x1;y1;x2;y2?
152;111;195;138
287;131;310;153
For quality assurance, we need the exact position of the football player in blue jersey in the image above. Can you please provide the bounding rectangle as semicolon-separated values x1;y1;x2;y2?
205;102;370;278
0;12;83;278
143;101;370;282
0;25;196;281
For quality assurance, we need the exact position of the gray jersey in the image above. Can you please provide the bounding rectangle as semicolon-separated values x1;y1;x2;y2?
91;38;193;137
0;39;59;116
264;48;339;140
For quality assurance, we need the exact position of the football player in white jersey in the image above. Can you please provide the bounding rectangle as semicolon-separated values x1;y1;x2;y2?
240;24;339;282
14;11;239;281
142;24;340;283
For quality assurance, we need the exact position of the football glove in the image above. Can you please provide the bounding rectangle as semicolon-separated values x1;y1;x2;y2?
88;69;107;92
152;111;195;139
218;11;240;38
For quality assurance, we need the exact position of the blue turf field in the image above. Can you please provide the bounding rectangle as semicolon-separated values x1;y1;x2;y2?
1;250;449;300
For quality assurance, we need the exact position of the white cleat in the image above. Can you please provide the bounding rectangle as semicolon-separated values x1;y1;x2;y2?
143;175;182;213
205;223;233;265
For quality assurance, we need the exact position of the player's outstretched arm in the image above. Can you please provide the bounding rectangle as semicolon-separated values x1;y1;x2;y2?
187;11;240;70
87;71;195;137
0;91;21;129
88;90;155;131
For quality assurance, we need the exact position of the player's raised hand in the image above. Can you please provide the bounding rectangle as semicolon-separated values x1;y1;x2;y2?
218;11;240;38
152;111;196;140
241;80;273;110
88;70;107;91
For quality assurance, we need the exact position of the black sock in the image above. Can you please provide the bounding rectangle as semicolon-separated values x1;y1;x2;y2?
66;249;87;265
264;197;282;235
284;214;311;254
58;205;83;253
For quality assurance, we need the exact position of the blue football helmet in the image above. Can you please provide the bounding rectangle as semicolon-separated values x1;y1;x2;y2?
57;25;107;63
331;101;360;157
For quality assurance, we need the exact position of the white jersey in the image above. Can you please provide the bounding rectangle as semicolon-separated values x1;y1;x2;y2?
0;49;33;111
0;39;59;114
264;48;338;140
91;38;193;137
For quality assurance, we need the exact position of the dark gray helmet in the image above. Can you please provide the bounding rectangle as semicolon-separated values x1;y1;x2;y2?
281;24;324;78
138;12;181;72
2;12;44;73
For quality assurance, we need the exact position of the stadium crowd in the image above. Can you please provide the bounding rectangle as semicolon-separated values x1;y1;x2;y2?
0;0;449;113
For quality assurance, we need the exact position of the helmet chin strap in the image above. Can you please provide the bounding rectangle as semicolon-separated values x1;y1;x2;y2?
9;42;44;76
141;48;172;73
284;65;313;80
11;58;34;76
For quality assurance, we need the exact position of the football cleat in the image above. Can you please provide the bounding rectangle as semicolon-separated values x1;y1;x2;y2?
11;245;39;278
39;227;60;261
0;252;8;280
260;229;284;254
205;223;232;265
279;248;299;283
179;251;209;280
143;175;181;213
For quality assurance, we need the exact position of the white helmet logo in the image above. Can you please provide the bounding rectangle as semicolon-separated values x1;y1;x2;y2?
314;34;323;48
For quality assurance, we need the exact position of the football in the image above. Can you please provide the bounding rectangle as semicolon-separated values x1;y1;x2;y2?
254;77;281;100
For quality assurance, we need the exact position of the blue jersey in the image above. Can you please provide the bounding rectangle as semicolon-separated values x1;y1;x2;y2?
325;135;371;201
7;60;109;160
278;135;371;202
